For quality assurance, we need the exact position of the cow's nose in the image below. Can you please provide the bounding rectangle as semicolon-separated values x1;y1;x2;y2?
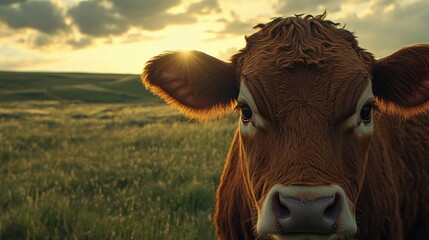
275;192;340;234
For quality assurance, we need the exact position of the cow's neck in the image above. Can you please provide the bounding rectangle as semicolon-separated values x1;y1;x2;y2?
356;115;411;239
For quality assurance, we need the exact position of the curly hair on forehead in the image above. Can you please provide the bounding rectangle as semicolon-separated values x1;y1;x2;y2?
231;13;374;71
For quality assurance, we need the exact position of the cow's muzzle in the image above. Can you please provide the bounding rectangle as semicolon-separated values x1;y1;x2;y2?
257;185;357;240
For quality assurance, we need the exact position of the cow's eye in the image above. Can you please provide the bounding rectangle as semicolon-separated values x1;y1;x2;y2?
241;104;253;123
360;104;372;124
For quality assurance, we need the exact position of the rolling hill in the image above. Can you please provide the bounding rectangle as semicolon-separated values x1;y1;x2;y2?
0;71;160;104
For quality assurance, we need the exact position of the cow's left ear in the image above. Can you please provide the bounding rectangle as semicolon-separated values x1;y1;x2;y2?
142;51;239;122
372;44;429;116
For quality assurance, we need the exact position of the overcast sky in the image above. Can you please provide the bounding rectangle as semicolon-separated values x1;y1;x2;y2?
0;0;427;73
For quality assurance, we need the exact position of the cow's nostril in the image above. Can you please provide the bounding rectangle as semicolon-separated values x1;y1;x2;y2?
324;193;340;221
276;192;291;219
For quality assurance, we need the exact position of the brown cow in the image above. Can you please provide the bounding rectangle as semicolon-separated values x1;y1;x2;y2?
142;14;429;240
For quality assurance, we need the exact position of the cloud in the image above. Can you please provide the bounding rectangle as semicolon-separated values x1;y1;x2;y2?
0;0;223;50
14;32;93;50
272;0;429;57
0;0;26;5
32;34;53;48
208;12;256;39
66;38;93;49
344;0;429;57
110;0;181;20
217;18;253;35
0;1;67;34
187;0;221;14
134;12;196;31
67;0;222;36
68;1;128;37
106;0;200;31
275;0;342;15
121;33;161;44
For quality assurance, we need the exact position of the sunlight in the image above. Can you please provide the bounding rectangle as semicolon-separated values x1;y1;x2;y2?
179;50;193;58
176;50;196;74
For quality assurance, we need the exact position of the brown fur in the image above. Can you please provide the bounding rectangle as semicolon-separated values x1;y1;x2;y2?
142;14;429;239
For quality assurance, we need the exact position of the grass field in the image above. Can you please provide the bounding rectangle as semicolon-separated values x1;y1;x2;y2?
0;72;237;239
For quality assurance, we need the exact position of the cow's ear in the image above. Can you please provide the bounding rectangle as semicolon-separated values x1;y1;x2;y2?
142;51;239;121
372;44;429;117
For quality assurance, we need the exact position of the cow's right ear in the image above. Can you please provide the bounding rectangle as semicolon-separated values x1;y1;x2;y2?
142;51;239;121
372;44;429;117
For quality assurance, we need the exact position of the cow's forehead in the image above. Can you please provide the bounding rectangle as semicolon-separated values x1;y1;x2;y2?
239;61;371;125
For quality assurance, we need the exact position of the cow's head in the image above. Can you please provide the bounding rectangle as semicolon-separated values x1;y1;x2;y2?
142;14;429;239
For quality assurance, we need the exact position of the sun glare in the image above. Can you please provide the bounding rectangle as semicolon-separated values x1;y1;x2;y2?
176;50;197;72
180;51;193;58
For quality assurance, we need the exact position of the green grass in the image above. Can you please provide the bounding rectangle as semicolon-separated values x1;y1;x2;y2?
0;72;238;239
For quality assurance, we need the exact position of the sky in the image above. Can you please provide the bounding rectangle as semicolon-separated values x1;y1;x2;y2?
0;0;427;74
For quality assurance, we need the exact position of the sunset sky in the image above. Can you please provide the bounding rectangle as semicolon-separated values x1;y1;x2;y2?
0;0;428;74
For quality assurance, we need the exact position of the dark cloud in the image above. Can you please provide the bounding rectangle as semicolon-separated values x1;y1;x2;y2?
107;0;205;31
110;0;180;20
187;0;221;14
68;1;128;37
116;0;197;30
0;1;67;34
0;0;223;49
0;0;228;53
66;38;93;49
344;1;429;57
0;0;26;5
273;0;429;57
32;34;53;48
67;0;221;36
15;33;92;50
